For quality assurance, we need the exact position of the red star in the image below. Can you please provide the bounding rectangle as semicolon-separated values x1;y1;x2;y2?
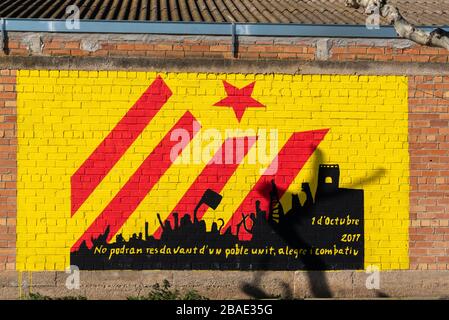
214;81;265;122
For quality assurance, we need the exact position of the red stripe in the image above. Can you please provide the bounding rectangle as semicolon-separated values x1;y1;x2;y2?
153;136;257;239
225;129;329;240
71;76;171;216
71;112;200;251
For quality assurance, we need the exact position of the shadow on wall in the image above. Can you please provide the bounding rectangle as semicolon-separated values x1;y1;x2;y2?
69;145;389;299
239;147;388;299
0;31;9;55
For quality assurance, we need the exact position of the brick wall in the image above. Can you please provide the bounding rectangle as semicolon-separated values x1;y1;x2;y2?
0;70;16;271
409;76;449;270
1;33;449;63
0;33;448;273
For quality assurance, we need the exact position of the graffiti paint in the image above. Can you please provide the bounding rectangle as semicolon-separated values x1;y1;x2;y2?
16;71;409;271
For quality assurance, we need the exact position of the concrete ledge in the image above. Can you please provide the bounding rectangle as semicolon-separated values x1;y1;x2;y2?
1;270;449;300
0;56;449;76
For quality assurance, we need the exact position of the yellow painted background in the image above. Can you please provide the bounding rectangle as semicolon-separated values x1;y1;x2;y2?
16;70;409;271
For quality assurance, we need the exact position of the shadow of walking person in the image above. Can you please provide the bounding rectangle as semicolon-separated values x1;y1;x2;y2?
240;147;386;299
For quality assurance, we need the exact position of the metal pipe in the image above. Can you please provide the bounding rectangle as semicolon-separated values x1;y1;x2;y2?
0;18;6;52
231;22;237;57
1;18;447;38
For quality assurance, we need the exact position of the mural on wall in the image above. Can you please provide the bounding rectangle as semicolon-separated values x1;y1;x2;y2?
17;71;409;271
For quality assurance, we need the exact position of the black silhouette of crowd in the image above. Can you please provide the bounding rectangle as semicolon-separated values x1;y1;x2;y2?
72;165;364;270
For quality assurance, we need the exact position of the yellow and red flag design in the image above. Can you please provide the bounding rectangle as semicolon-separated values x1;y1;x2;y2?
16;71;409;271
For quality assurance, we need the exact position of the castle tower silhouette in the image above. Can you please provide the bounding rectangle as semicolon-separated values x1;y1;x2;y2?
316;164;340;200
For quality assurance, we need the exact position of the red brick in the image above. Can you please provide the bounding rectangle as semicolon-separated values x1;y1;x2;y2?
154;44;173;51
116;44;136;51
366;47;385;54
45;41;63;49
134;44;154;51
190;45;210;52
210;45;231;52
64;41;80;49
